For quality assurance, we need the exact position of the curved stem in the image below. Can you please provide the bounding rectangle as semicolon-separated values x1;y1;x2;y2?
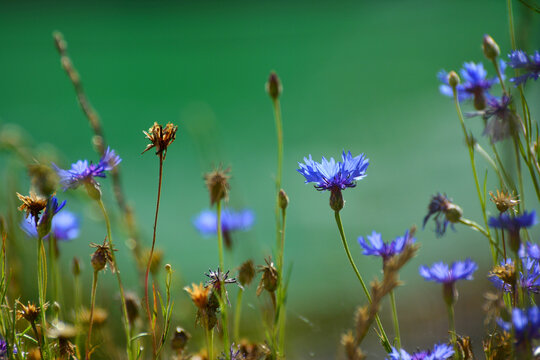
458;218;503;258
334;211;391;352
145;153;163;358
389;290;401;349
85;271;99;360
97;199;133;360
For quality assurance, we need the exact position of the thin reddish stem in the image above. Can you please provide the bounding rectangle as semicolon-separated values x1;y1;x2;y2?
145;152;163;358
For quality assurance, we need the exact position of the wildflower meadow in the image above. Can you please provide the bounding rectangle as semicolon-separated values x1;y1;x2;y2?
1;1;540;359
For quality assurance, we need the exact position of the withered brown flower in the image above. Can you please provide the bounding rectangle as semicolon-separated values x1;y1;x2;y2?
142;122;178;159
204;166;230;206
184;283;211;310
16;191;47;222
489;190;519;213
16;300;48;323
256;257;278;296
90;238;116;272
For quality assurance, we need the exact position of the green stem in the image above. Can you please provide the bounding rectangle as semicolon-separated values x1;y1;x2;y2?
446;303;457;353
233;288;244;341
452;89;497;264
85;271;99;360
97;199;133;360
36;235;50;359
507;0;517;51
334;211;391;352
216;200;224;271
389;290;401;349
458;218;503;257
215;199;230;357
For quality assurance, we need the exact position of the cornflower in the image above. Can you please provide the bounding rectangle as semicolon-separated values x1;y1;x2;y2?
497;307;540;344
466;95;520;143
387;343;454;360
358;230;415;265
297;150;368;211
489;258;540;294
21;210;79;241
53;147;121;199
193;208;254;248
438;61;503;110
488;210;537;253
0;337;16;359
507;50;540;86
423;193;462;237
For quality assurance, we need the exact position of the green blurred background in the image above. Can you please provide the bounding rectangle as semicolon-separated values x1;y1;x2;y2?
1;0;539;358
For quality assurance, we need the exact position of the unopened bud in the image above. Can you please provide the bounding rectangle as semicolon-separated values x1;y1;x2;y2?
52;302;61;315
448;71;460;89
238;260;256;287
279;189;289;210
72;257;81;276
125;293;140;325
266;71;282;100
329;188;344;212
483;35;500;60
91;249;107;272
165;263;172;273
171;327;190;352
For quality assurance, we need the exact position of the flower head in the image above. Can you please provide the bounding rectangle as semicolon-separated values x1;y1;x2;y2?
297;151;368;191
21;210;79;241
467;95;520;143
489;210;537;234
387;343;454;360
490;258;540;294
184;283;211;310
423;193;462;237
90;238;116;272
16;191;48;223
438;61;503;110
16;300;48;323
53;147;121;194
219;344;245;360
497;307;540;344
193;208;254;248
507;50;540;86
419;259;477;284
204;167;230;206
205;268;241;303
256;257;278;296
358;230;415;263
142;122;178;159
520;242;540;260
490;189;519;213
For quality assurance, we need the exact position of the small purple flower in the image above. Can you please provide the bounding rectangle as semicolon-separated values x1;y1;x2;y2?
438;61;503;110
0;336;16;359
419;259;477;284
423;193;461;237
387;343;454;360
193;208;254;249
507;50;540;86
497;307;540;343
218;344;245;360
488;211;537;239
519;242;540;260
53;147;121;191
466;95;519;143
297;151;368;191
21;210;79;241
358;230;414;263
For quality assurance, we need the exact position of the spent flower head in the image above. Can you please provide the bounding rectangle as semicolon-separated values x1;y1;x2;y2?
16;300;48;323
185;283;211;310
466;95;520;143
256;257;278;296
142;122;178;159
16;191;48;223
204;166;230;206
90;238;116;272
490;189;519;213
507;50;540;86
423;193;462;237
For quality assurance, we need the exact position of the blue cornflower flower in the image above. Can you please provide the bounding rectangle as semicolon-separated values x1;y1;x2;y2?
489;210;537;252
497;307;540;344
419;259;477;284
519;242;540;260
53;147;121;194
21;210;79;241
387;343;454;360
193;208;254;249
466;95;519;143
358;230;414;263
423;193;462;237
0;336;16;359
297;151;368;211
438;61;503;110
507;50;540;86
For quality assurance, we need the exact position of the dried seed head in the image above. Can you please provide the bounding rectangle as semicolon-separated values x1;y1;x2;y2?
278;189;289;210
238;260;256;287
490;190;519;213
28;163;59;198
341;331;365;360
266;71;282;100
483;34;500;60
47;322;78;340
142;122;178;159
256;257;278;296
16;300;47;323
204;167;230;206
16;191;47;222
483;331;512;359
78;307;108;327
184;283;211;310
90;238;116;272
490;263;516;286
125;292;140;325
171;326;191;352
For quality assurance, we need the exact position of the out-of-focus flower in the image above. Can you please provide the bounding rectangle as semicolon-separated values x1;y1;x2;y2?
204;167;230;206
90;238;116;272
497;307;540;344
419;259;477;284
185;283;211;310
358;230;414;263
423;193;462;237
0;336;16;359
386;343;454;360
466;95;520;143
193;208;254;249
218;344;245;360
205;268;241;302
489;210;537;252
519;242;540;260
53;147;121;198
16;191;48;222
438;61;504;110
489;258;540;294
21;210;79;241
507;50;540;86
